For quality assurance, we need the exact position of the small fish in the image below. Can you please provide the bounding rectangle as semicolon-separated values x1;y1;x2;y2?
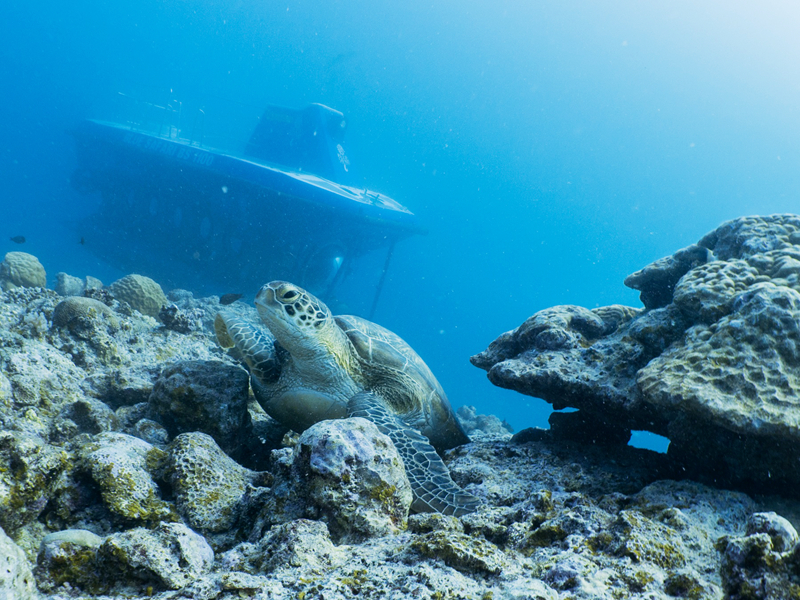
10;236;25;244
79;237;85;245
219;293;243;305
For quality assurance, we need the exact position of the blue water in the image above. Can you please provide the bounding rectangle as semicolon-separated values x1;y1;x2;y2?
3;1;800;442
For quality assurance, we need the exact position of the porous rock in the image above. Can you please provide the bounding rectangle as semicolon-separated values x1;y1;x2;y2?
55;272;85;296
746;511;799;553
0;251;46;291
51;296;123;366
409;530;507;575
35;528;104;592
456;405;513;440
166;432;259;535
719;511;800;599
107;273;168;318
0;431;68;532
58;398;119;435
624;244;714;309
474;214;800;496
639;282;800;492
52;296;119;335
158;303;196;334
148;360;250;456
471;303;665;438
0;525;37;600
97;522;214;591
671;259;766;323
262;417;412;543
223;519;344;576
80;432;173;522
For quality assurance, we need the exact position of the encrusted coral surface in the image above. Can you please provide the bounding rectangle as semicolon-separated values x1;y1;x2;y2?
1;251;800;599
166;432;258;536
0;251;47;291
474;214;800;497
108;273;168;318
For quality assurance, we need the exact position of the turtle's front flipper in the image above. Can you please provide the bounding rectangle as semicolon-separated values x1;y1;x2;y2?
348;392;482;517
215;312;282;384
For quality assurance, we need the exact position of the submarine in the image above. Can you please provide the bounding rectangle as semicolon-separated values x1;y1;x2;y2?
71;97;424;312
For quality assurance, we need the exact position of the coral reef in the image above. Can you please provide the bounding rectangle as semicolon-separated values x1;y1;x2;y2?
148;360;251;457
166;432;262;540
108;273;168;317
1;249;799;599
473;214;800;497
258;417;413;544
0;251;46;291
0;526;37;599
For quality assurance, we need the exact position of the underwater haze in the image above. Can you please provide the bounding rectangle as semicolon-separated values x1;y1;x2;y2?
3;0;800;444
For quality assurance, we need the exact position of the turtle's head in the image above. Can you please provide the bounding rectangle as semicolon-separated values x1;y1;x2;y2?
255;281;337;355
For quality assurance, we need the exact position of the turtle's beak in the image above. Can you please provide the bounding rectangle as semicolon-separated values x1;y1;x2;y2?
255;284;277;309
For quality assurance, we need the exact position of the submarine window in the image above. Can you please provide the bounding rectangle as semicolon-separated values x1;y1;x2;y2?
302;245;346;293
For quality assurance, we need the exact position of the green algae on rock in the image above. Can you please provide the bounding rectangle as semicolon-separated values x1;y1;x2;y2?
80;432;175;522
166;432;262;538
35;529;104;593
97;522;214;591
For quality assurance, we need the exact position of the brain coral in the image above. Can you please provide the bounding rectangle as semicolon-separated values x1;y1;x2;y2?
474;214;800;497
638;281;800;439
0;252;46;290
52;297;119;333
108;274;167;318
672;259;767;324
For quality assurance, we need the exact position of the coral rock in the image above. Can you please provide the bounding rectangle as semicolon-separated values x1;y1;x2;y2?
52;296;119;335
166;432;259;535
624;244;714;309
247;519;343;575
35;529;104;592
148;360;250;456
474;214;800;497
55;272;85;296
80;432;173;521
719;511;800;599
410;530;507;575
262;417;413;543
107;273;168;318
0;251;46;291
97;522;214;591
0;431;67;532
297;417;412;542
0;526;37;600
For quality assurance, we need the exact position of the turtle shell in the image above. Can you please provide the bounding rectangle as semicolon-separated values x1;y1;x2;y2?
334;315;446;403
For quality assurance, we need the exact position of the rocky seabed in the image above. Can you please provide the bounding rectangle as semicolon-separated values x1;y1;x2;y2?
2;214;800;599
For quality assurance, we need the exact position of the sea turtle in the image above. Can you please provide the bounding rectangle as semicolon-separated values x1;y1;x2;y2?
214;280;482;516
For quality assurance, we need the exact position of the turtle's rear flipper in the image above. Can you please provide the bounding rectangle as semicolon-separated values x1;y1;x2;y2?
348;392;482;517
215;312;283;384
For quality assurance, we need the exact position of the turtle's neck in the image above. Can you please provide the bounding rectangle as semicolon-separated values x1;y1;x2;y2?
280;320;360;383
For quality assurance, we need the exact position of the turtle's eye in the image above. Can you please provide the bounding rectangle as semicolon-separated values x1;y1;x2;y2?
280;289;299;302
